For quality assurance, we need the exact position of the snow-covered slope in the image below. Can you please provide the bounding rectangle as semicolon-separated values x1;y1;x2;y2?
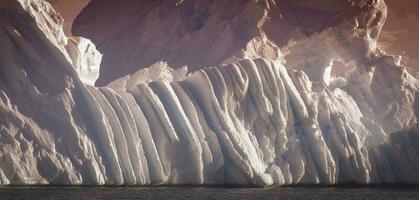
0;0;418;186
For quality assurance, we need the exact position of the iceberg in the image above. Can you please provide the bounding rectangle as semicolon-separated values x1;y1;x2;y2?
0;0;418;186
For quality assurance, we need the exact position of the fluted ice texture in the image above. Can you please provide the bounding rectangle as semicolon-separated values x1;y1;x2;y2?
0;0;418;186
66;58;418;186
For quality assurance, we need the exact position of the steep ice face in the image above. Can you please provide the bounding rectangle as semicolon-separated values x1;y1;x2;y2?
0;0;418;186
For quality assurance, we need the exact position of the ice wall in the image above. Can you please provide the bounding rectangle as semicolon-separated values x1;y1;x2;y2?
0;0;418;186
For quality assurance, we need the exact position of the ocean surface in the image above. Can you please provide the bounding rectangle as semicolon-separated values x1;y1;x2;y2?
0;186;419;200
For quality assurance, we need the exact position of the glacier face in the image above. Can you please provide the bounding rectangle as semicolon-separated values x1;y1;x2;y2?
0;0;419;186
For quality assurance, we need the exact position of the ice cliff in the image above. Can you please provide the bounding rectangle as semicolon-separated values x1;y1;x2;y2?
0;0;418;186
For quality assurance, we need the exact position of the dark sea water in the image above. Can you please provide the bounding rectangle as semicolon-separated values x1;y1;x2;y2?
1;186;419;200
